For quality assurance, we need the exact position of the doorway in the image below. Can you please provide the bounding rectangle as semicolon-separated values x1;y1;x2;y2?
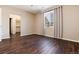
9;14;21;38
44;10;54;37
43;6;63;38
9;18;12;37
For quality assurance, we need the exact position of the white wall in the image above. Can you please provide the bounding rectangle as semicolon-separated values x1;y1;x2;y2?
63;5;79;41
34;13;44;35
34;13;55;37
1;5;79;42
0;8;2;41
35;6;79;42
0;6;35;39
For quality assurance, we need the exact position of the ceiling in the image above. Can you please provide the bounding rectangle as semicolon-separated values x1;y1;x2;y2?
9;5;54;14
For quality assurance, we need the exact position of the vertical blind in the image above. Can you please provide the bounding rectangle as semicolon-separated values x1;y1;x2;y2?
54;6;63;38
44;6;63;38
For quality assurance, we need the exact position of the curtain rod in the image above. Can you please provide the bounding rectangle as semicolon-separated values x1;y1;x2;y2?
41;5;62;13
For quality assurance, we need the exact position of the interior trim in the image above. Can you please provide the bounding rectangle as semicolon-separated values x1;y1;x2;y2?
61;38;79;43
1;34;79;43
43;35;79;43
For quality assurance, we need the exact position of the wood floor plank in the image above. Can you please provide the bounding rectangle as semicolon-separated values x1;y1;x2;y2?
0;34;79;54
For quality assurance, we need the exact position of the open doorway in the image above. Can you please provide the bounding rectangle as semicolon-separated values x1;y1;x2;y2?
44;10;54;37
9;14;21;38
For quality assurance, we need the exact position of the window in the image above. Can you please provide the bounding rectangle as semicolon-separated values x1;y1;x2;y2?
44;10;54;27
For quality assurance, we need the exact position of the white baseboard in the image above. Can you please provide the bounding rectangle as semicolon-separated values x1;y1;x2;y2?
1;34;79;43
1;36;10;40
0;39;2;41
61;38;79;43
43;35;79;43
52;37;79;43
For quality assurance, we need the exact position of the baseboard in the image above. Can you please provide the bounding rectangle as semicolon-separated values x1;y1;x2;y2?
40;34;79;43
1;34;79;43
61;38;79;43
1;36;10;41
0;39;2;42
21;34;38;36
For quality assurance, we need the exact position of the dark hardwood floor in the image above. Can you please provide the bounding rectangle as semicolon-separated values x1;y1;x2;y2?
0;34;79;54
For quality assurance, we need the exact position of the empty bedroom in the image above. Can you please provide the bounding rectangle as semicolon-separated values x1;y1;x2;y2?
0;5;79;54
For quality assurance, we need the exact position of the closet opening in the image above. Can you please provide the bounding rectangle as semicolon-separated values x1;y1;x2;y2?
9;14;21;38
